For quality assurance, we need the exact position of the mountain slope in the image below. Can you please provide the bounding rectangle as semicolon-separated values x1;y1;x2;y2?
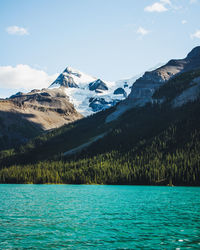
0;66;200;185
0;88;82;150
0;66;136;148
0;47;200;185
106;46;200;122
0;97;199;185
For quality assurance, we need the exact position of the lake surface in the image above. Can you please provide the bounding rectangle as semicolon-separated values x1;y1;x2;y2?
0;185;200;249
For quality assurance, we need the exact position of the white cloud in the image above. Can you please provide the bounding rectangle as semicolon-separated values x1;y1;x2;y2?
145;2;167;12
144;0;171;12
0;65;58;91
6;26;29;35
161;0;171;5
137;27;150;36
191;30;200;39
182;20;187;24
190;0;198;4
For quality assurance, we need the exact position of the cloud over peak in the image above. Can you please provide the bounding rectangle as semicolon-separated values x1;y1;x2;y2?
6;26;29;35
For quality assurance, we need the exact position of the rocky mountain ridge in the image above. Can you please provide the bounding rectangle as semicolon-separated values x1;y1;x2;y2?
106;46;200;122
1;46;200;150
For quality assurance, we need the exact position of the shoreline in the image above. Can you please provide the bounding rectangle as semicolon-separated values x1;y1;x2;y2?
0;183;199;187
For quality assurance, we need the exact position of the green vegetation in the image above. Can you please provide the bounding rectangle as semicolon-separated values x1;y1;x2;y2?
0;100;199;186
0;114;42;151
153;69;200;101
0;107;113;166
0;70;200;185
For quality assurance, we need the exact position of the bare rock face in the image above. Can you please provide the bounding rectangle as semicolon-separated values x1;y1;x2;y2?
106;46;200;122
0;88;83;149
49;66;96;89
127;60;187;105
89;97;119;112
9;92;24;99
6;88;83;130
113;88;127;97
89;79;108;92
172;77;200;107
50;72;79;88
128;46;200;104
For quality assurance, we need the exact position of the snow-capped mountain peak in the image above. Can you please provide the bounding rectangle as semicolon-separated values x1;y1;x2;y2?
49;66;96;89
89;79;108;92
49;66;134;116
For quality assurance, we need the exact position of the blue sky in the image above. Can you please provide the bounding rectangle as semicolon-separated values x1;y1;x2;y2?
0;0;200;97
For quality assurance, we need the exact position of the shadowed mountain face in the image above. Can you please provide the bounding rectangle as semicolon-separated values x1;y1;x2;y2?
89;79;108;92
1;47;200;151
187;46;200;59
0;110;42;150
0;48;200;185
106;46;200;122
0;88;83;150
49;66;96;89
50;73;79;88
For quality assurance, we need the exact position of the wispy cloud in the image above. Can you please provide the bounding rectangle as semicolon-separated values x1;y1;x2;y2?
190;0;198;4
190;30;200;39
181;20;187;24
144;0;171;12
6;26;29;35
0;65;58;91
161;0;171;5
137;27;150;36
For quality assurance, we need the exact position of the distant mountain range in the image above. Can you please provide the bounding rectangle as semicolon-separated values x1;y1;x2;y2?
0;66;135;149
0;46;200;152
0;46;200;185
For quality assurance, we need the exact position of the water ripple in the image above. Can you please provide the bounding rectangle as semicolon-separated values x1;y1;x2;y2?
0;185;200;249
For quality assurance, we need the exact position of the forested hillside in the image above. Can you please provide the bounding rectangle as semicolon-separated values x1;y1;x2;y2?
0;69;199;185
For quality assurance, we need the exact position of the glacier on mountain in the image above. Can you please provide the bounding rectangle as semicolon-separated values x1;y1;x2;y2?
49;66;133;116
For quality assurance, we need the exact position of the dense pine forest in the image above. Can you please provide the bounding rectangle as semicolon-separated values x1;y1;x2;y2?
0;69;200;185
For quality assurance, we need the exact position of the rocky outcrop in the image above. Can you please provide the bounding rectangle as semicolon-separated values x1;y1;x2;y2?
172;77;200;107
113;88;127;97
89;97;119;112
50;73;79;88
129;46;200;103
49;66;96;89
124;82;128;88
9;92;24;99
89;79;108;92
106;46;200;123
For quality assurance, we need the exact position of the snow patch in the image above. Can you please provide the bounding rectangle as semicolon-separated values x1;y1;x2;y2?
49;66;136;116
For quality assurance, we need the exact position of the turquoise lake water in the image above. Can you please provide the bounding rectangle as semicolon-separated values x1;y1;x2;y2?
0;185;200;249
